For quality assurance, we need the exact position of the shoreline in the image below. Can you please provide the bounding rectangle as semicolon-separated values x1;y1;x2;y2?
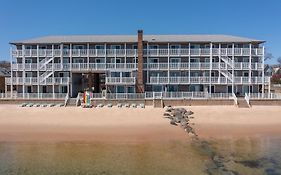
0;105;280;142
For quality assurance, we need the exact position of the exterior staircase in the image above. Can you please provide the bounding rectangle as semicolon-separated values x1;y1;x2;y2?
221;70;233;82
40;71;53;83
66;98;77;106
40;57;54;69
220;56;234;82
237;98;250;108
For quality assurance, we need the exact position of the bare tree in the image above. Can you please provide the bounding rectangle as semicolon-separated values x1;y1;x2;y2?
265;52;274;61
277;57;281;66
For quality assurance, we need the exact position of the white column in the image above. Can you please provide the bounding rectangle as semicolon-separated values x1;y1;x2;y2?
87;43;90;70
37;45;40;99
249;43;252;94
70;44;72;71
232;43;235;94
209;43;212;94
218;44;221;85
52;45;55;99
10;47;13;98
168;43;170;86
188;43;191;85
262;46;265;97
22;45;25;99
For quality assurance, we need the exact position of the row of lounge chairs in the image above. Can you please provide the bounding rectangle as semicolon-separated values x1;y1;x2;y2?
20;103;64;107
82;103;145;108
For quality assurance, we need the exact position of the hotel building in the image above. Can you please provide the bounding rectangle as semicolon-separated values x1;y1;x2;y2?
6;30;269;99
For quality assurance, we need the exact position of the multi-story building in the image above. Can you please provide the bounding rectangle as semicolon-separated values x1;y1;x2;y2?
6;30;269;99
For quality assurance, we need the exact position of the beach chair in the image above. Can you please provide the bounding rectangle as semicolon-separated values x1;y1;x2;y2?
139;103;145;108
125;103;130;108
49;103;56;107
26;103;34;107
97;104;104;108
107;103;113;108
20;103;28;107
117;103;122;108
34;104;40;107
130;103;137;108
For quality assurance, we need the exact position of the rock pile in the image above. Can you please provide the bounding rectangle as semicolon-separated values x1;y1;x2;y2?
164;106;197;136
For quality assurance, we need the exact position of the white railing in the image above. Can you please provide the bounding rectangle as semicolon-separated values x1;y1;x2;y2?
11;62;263;71
5;77;69;85
244;93;250;106
12;48;264;57
0;93;68;99
105;77;136;85
232;93;238;105
248;93;281;99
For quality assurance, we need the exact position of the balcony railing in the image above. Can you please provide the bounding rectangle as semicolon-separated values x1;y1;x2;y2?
5;77;70;85
12;48;264;58
12;63;138;71
149;76;270;85
105;77;136;85
144;62;263;70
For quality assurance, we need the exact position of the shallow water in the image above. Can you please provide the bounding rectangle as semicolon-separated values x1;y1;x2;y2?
0;137;281;175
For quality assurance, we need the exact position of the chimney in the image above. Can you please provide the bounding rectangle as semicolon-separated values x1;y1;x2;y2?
137;30;144;93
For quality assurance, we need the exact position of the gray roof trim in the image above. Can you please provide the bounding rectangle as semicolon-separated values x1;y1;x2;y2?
10;34;265;45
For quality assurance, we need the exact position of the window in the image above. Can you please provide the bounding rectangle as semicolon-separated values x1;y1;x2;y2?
190;58;199;63
25;58;32;64
27;86;32;93
170;58;181;63
73;45;85;50
132;45;138;49
63;45;70;49
59;86;67;93
152;85;162;92
25;46;32;50
110;45;121;49
127;86;135;93
149;58;158;63
25;72;32;77
149;45;158;49
42;86;47;93
170;45;181;49
116;86;125;93
95;45;105;49
73;58;84;63
95;58;105;63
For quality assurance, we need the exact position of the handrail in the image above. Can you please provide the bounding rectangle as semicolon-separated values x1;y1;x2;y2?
232;93;238;106
64;93;69;107
244;93;250;107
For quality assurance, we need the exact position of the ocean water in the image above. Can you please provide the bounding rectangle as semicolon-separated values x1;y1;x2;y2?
0;137;281;175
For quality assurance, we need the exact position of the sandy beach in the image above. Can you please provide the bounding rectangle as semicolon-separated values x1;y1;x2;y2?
0;105;280;142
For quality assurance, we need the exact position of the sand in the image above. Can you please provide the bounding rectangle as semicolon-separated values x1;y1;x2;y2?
0;105;280;142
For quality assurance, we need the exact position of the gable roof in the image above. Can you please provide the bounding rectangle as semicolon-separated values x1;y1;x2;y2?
10;34;264;44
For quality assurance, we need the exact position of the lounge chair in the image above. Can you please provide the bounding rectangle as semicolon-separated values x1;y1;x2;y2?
20;103;28;107
117;103;122;108
49;103;56;107
125;103;130;108
97;104;104;108
26;103;34;107
34;104;41;107
139;103;145;108
107;103;113;108
130;103;137;108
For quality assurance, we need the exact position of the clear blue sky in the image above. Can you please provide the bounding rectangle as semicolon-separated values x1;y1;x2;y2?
0;0;280;64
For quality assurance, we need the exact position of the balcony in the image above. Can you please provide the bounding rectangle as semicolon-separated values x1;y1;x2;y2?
144;62;263;70
12;63;138;71
5;77;70;85
149;76;270;85
105;77;136;85
12;48;264;58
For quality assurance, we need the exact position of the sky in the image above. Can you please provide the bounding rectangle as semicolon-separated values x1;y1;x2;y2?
0;0;280;64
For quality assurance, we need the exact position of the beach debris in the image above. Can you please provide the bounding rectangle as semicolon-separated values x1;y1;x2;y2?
163;106;197;137
117;103;122;108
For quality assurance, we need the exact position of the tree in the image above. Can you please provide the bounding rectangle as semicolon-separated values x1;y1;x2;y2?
277;57;281;66
265;52;274;61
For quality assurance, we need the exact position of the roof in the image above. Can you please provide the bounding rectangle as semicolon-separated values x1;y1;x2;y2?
10;34;265;44
0;67;10;77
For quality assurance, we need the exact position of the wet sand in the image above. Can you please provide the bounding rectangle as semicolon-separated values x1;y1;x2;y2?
0;105;280;142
